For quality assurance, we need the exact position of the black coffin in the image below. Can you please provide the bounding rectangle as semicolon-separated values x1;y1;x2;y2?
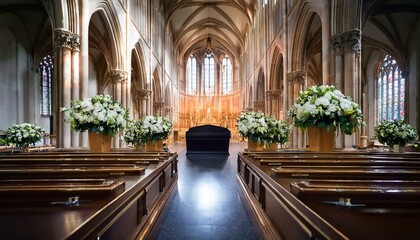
186;125;231;156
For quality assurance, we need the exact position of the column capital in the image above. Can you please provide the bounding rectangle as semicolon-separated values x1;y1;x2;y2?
287;70;306;85
331;29;361;55
266;89;282;100
109;70;128;83
54;29;73;49
165;106;173;115
137;89;152;100
253;101;265;111
71;34;80;51
153;101;165;110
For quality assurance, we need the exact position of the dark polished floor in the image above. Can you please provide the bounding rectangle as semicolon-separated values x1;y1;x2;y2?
154;142;259;240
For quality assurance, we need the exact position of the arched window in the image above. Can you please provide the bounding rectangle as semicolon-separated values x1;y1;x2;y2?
204;53;215;95
221;56;232;94
186;56;197;94
377;54;405;122
40;54;53;117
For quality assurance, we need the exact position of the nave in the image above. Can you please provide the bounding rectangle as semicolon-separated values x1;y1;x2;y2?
153;142;259;240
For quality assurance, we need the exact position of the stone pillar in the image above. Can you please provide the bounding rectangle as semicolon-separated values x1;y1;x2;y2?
266;89;282;119
321;0;332;84
79;1;90;148
287;71;306;148
70;34;80;148
153;101;165;116
109;70;128;148
54;29;73;149
331;33;344;149
332;29;361;149
134;89;151;118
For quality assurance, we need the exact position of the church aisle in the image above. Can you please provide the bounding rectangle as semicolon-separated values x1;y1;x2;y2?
154;142;259;240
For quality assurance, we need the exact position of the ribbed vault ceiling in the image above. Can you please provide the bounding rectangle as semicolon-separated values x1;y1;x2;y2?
164;0;255;61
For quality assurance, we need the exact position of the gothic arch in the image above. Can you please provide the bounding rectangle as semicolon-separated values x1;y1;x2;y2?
92;2;124;69
290;2;322;83
269;46;283;90
152;68;162;102
131;42;148;117
89;6;124;92
256;68;265;101
248;86;253;111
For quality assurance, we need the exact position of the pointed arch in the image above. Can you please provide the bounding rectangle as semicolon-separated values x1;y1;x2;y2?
131;42;148;116
152;68;162;101
290;2;322;83
256;68;265;101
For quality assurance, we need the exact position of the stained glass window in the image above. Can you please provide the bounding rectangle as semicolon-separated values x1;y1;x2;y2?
186;56;197;94
40;54;53;117
377;55;405;122
204;53;215;95
222;56;232;94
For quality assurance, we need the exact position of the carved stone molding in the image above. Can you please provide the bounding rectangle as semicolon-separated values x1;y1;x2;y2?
70;34;80;51
253;101;265;111
331;29;361;55
153;101;165;110
54;29;73;49
266;89;282;100
109;70;128;83
287;71;306;85
165;106;173;115
137;89;152;100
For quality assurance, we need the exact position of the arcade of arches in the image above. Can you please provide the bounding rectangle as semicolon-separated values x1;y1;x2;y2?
1;0;420;150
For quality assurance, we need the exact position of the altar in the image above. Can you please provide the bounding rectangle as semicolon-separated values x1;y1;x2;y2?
185;125;230;156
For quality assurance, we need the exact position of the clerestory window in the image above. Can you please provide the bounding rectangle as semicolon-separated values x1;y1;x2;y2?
221;56;232;95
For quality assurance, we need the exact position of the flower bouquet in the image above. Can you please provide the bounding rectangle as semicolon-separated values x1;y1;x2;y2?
266;118;291;146
132;116;172;151
138;116;173;142
374;119;418;150
60;94;128;136
288;85;364;134
122;120;143;146
236;111;271;150
5;123;45;151
236;112;270;143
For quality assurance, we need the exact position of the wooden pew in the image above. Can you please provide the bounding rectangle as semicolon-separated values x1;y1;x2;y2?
0;151;178;239
237;151;420;240
290;179;420;203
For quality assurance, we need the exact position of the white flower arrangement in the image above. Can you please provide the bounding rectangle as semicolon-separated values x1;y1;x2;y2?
287;85;364;134
122;120;143;145
374;120;418;148
5;123;45;147
137;116;173;143
266;119;291;145
236;112;270;143
60;94;128;136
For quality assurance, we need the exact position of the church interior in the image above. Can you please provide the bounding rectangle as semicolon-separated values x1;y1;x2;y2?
1;0;420;239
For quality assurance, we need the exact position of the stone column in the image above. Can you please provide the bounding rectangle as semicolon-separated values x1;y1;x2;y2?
321;0;332;84
109;70;128;148
153;101;165;116
134;89;151;118
287;71;306;148
330;29;362;149
54;29;73;149
331;33;344;149
70;34;80;148
266;89;282;119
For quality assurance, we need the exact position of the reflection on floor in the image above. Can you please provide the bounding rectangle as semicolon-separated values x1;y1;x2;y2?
155;142;259;240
